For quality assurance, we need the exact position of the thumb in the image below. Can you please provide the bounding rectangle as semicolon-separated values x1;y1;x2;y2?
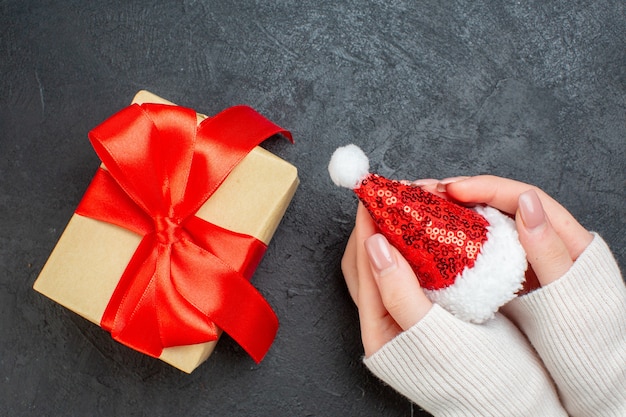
364;234;432;330
517;190;573;286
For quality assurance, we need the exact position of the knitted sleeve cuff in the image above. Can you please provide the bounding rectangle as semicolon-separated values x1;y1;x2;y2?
363;304;567;417
503;234;626;417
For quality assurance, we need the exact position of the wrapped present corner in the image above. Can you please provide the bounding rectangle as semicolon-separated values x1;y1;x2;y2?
34;91;299;373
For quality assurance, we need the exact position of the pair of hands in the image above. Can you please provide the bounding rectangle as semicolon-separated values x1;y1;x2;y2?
341;175;594;357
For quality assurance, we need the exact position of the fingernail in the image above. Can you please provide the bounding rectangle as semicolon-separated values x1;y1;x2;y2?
365;234;396;274
411;178;439;187
436;176;470;192
519;190;546;230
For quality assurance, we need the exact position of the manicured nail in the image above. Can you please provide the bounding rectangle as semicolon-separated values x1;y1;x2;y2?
365;234;396;274
519;190;546;230
411;178;439;187
436;176;470;192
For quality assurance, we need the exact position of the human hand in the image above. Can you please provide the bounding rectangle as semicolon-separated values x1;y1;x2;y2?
341;203;433;357
438;175;594;289
342;175;594;355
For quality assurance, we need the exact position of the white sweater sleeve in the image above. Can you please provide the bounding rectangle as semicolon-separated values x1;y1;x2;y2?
502;234;626;417
363;304;567;417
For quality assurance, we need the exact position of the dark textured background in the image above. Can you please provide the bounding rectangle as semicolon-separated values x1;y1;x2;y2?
1;1;624;416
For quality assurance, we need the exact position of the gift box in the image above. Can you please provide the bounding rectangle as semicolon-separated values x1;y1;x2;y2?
34;91;299;373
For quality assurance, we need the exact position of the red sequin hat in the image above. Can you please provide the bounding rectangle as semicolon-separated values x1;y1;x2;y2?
329;144;527;323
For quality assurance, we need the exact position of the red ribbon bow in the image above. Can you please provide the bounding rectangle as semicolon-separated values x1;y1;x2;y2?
75;103;292;363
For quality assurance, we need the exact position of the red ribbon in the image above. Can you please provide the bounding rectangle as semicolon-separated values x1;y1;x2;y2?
75;103;292;363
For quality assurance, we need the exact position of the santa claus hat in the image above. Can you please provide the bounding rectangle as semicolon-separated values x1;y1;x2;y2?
329;144;527;323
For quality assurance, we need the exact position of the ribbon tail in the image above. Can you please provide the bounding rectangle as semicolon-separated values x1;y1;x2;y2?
100;236;164;356
207;277;279;363
171;240;278;363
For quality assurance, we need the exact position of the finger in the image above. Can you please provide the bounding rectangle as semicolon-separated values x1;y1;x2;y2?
354;204;388;318
410;179;439;187
517;190;574;286
445;175;592;259
349;204;411;356
355;201;378;236
364;233;432;331
435;176;470;194
445;175;554;214
341;230;359;304
356;232;400;356
341;203;380;305
410;178;447;199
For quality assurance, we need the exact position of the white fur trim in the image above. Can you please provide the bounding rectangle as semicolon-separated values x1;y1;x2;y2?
328;144;370;189
424;206;527;324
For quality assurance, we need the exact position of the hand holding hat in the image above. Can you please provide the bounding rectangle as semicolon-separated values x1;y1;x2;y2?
330;144;527;324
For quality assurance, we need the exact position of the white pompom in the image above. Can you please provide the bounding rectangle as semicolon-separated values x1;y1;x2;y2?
328;144;370;189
